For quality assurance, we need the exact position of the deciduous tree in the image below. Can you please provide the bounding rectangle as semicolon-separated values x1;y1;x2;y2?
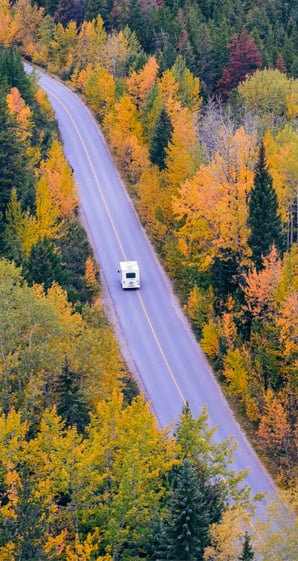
217;28;262;100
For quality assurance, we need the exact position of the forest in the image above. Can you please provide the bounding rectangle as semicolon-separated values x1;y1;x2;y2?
0;0;297;559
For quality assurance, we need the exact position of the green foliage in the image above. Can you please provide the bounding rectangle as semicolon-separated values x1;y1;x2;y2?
85;0;104;22
175;403;251;507
248;142;285;270
153;458;211;560
54;357;90;433
0;97;28;236
0;44;34;104
57;218;98;306
24;236;67;291
149;108;173;170
239;531;254;560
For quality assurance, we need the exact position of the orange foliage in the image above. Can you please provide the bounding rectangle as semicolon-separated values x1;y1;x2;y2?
258;390;292;457
6;87;32;143
103;95;149;182
126;57;159;109
173;127;256;269
242;246;283;318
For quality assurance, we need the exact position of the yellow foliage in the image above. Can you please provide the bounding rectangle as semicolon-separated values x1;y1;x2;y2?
264;126;298;222
158;70;181;117
0;542;16;561
204;506;250;561
50;21;78;74
76;16;106;67
35;176;63;239
200;321;220;358
286;91;298;119
0;0;19;46
39;140;78;218
223;348;249;397
14;0;45;58
137;166;172;244
43;529;67;557
34;88;55;121
165;106;200;188
173;127;256;268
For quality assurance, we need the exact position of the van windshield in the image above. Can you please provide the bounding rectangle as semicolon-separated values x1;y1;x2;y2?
126;272;136;278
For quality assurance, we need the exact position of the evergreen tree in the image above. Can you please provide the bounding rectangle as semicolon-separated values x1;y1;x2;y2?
57;218;95;305
24;236;67;291
85;0;102;21
0;97;27;240
55;357;90;433
154;459;210;560
248;142;285;270
0;45;33;105
239;531;254;561
149;108;173;170
54;0;85;26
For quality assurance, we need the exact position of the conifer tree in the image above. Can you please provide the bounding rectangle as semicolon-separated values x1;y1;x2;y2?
55;357;90;433
149;108;173;170
248;142;285;270
85;0;102;21
0;97;27;239
24;236;67;291
239;531;254;561
154;458;210;560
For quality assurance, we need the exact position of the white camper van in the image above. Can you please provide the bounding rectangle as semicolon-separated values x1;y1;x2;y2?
118;261;140;289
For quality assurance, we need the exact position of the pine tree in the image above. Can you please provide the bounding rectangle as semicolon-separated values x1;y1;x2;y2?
239;531;254;561
154;458;211;560
149;108;173;170
85;0;102;21
248;142;285;270
0;45;33;105
55;357;90;433
24;236;67;291
0;97;27;239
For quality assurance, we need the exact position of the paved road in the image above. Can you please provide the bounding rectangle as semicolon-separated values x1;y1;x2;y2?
26;65;277;512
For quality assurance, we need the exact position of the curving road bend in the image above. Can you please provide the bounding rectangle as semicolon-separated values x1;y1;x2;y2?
25;64;277;513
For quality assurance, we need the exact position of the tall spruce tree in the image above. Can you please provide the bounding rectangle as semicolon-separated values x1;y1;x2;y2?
24;237;67;291
149;108;173;170
85;0;102;21
153;458;210;560
55;358;90;433
0;97;27;240
239;531;254;561
248;142;284;270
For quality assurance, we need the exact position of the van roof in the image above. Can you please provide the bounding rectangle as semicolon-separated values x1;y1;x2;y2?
119;260;139;271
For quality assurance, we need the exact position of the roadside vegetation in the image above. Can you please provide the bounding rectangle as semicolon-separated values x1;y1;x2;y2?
0;0;297;558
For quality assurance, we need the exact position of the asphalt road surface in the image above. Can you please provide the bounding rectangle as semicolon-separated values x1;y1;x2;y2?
25;64;277;514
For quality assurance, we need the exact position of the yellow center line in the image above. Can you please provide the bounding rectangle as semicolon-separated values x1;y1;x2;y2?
45;83;186;406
